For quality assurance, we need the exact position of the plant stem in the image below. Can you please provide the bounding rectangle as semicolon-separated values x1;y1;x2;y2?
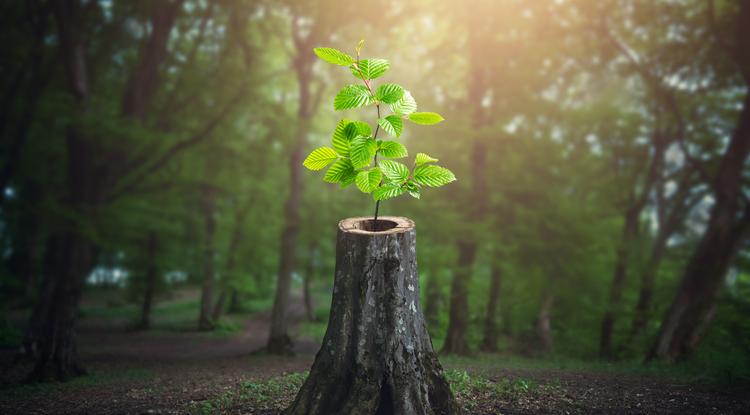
353;51;383;230
372;104;381;229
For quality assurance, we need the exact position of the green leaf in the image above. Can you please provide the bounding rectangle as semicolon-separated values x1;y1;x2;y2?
379;141;408;158
355;168;382;193
413;164;456;187
339;169;358;187
324;159;355;184
375;83;405;104
390;90;417;115
378;160;410;183
408;112;444;125
406;181;421;199
303;147;338;171
373;184;406;201
350;136;377;168
350;58;389;80
332;120;372;156
377;115;404;137
346;120;372;138
415;152;438;166
334;85;373;110
313;47;354;66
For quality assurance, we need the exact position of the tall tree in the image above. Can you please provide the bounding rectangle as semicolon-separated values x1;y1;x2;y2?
649;0;750;362
266;12;323;354
22;0;255;380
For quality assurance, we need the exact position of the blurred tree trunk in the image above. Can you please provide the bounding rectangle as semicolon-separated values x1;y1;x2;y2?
480;262;502;352
648;1;750;362
23;0;98;381
0;0;50;207
443;241;476;355
267;17;320;354
213;200;251;321
599;206;640;359
228;289;241;313
443;25;489;355
303;241;318;322
536;292;555;353
424;266;442;329
600;133;665;359
139;231;158;329
622;178;697;351
198;188;217;330
23;0;250;381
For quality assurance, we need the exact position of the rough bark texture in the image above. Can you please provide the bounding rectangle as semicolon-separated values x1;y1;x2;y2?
286;217;461;415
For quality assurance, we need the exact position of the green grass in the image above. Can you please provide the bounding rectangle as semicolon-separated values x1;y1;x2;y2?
189;368;546;414
190;372;309;414
77;292;262;336
0;368;154;399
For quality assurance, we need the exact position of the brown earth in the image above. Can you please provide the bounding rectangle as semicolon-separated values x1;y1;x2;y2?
1;301;748;414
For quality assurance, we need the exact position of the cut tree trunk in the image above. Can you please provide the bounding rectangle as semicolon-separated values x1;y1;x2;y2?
285;217;461;415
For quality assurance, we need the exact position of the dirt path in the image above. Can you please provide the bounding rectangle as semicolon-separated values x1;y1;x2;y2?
1;299;749;414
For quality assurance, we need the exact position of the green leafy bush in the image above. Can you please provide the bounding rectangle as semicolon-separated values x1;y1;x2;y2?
304;41;455;209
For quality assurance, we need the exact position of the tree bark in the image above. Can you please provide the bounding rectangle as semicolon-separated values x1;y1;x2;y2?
648;91;750;361
442;241;475;355
213;201;251;321
25;230;95;381
442;29;489;353
22;0;97;381
198;189;217;330
139;231;158;329
120;0;184;120
303;242;317;322
267;17;318;354
599;206;640;359
647;0;750;357
286;217;461;415
424;267;442;329
480;262;502;352
536;292;555;353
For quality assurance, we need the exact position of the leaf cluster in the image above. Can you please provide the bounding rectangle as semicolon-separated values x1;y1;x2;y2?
303;44;455;202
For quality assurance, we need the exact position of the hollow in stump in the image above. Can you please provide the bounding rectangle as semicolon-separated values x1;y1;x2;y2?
285;216;461;415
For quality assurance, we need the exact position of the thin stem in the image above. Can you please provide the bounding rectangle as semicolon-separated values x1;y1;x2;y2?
353;51;384;229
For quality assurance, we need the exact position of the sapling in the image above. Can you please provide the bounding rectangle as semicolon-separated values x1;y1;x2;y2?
303;41;456;228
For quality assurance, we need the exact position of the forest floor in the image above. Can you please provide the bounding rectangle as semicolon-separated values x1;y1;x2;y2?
1;291;749;414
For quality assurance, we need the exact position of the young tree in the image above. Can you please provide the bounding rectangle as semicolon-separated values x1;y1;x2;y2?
287;42;458;414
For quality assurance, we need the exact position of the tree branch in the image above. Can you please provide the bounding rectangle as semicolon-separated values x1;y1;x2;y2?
107;85;247;203
604;18;715;187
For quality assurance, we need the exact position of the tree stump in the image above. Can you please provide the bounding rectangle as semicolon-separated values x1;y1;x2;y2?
285;217;461;415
